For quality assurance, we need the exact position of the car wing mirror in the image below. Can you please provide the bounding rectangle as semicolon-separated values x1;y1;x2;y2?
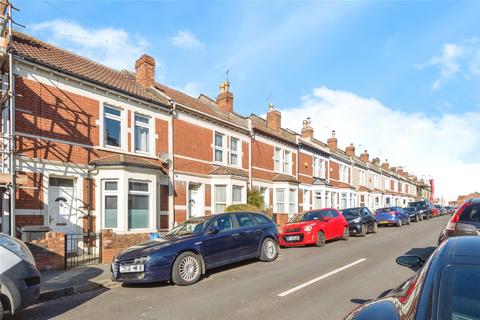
396;255;425;269
322;216;331;222
207;226;220;235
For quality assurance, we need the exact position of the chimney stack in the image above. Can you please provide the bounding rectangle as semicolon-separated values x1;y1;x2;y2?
327;130;337;151
360;150;369;162
372;157;380;166
135;54;156;87
301;117;314;139
382;160;390;171
266;103;281;132
216;81;234;113
345;143;355;157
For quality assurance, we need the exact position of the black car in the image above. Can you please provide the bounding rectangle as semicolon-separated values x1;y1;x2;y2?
341;207;377;236
112;212;279;286
438;197;480;244
408;200;433;220
345;236;480;320
403;207;423;222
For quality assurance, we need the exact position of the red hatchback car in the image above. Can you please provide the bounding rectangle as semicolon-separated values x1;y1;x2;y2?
279;208;350;247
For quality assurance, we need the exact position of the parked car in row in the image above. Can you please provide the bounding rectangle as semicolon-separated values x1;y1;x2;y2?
434;204;448;216
279;209;349;247
345;236;480;320
374;207;410;227
112;212;279;286
438;197;480;244
408;200;434;219
341;207;377;236
403;206;423;222
0;233;41;318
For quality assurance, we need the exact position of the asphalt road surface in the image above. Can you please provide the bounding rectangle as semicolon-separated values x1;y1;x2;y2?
18;215;450;320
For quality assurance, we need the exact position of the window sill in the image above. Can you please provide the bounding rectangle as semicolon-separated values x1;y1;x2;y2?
95;146;159;160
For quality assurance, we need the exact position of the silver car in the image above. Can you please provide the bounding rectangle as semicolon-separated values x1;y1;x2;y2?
0;234;41;318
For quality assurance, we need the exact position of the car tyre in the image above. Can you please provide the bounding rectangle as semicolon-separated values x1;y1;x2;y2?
172;252;202;286
397;219;402;227
259;238;278;262
342;227;350;240
414;214;420;222
406;217;411;225
0;295;3;320
371;222;378;234
316;231;326;247
359;224;367;237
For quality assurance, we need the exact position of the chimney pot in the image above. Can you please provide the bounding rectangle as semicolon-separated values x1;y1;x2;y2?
327;130;338;151
360;149;370;162
216;81;234;113
135;54;155;87
301;117;314;139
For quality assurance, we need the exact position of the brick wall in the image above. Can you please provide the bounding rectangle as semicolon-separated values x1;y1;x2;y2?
100;229;150;263
205;184;211;207
160;185;169;211
175;210;187;224
26;232;65;271
242;141;249;170
174;119;212;162
298;152;312;177
252;140;274;171
330;161;339;181
16;172;44;209
174;180;187;205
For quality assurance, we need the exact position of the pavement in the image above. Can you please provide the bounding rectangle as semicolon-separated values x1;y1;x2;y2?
18;215;449;320
40;264;118;301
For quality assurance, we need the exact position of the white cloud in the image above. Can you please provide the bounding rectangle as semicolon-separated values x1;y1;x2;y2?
277;86;480;201
178;81;202;97
423;38;480;89
31;19;152;71
171;30;203;49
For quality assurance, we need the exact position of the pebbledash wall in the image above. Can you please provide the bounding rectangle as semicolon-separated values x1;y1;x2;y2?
5;32;430;245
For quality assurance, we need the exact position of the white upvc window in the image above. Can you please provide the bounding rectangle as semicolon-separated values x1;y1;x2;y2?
276;188;285;213
134;113;151;153
289;189;296;214
313;156;325;179
232;185;243;204
385;178;390;190
214;133;224;163
230;137;239;166
340;164;349;183
284;150;292;175
103;180;118;229
360;170;367;186
104;105;123;148
274;147;282;172
128;181;150;230
214;185;227;213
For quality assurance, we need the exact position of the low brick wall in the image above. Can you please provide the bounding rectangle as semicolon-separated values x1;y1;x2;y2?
100;229;150;263
274;213;290;226
26;232;65;271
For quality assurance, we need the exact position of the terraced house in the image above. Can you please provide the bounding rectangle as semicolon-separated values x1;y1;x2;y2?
1;31;428;239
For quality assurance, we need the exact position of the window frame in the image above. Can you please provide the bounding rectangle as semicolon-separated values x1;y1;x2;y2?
133;113;152;154
103;105;123;149
232;185;243;204
127;180;150;230
214;132;225;164
276;188;285;213
274;147;283;173
103;180;119;229
289;188;296;214
214;185;227;214
230;136;240;166
284;150;292;175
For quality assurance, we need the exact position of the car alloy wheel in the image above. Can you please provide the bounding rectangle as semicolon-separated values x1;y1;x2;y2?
360;224;367;237
397;219;402;227
316;231;326;247
260;238;278;262
342;227;350;240
179;256;200;282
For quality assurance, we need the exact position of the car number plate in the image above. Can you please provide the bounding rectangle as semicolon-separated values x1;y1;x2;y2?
379;221;389;225
286;236;300;241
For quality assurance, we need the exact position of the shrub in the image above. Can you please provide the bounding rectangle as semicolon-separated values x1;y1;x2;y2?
224;203;261;213
247;187;265;210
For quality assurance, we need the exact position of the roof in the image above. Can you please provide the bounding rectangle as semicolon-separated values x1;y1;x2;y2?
272;173;299;183
330;181;355;189
312;178;332;186
12;31;170;106
209;166;249;178
154;83;249;130
251;114;297;144
90;154;166;172
358;186;373;193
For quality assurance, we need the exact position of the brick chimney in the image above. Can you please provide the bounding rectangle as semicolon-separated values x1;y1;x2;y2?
266;103;281;132
360;150;369;162
216;81;234;113
327;130;337;151
345;143;355;157
372;157;380;166
382;160;390;171
135;54;155;87
391;166;397;173
301;117;314;139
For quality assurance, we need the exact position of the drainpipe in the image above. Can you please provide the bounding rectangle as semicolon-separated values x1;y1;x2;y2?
168;100;176;229
86;167;97;235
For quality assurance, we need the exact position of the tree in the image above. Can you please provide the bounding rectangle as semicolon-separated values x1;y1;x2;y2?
247;187;264;210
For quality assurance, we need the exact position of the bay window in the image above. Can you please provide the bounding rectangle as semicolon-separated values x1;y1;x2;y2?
276;189;285;213
134;114;150;153
289;189;296;214
214;185;227;213
128;181;149;229
104;105;122;148
232;185;242;203
103;180;118;229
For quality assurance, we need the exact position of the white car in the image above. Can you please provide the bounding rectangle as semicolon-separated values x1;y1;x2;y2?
0;234;41;318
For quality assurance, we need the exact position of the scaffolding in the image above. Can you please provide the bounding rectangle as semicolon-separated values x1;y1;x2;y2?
0;0;15;236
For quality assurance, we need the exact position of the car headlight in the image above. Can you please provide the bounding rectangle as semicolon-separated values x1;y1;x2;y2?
353;217;361;223
0;234;36;266
304;225;313;232
133;256;149;264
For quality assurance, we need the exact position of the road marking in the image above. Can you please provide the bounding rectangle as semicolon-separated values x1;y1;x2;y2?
277;258;367;297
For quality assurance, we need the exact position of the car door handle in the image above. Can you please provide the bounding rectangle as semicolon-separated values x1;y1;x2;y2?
231;233;240;237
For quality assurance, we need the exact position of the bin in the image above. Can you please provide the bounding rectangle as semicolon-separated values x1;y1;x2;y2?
18;225;51;242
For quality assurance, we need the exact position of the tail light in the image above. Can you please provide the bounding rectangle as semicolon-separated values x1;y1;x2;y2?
445;202;469;231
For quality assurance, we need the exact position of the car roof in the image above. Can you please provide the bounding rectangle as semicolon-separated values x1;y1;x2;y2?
438;236;480;258
468;197;480;204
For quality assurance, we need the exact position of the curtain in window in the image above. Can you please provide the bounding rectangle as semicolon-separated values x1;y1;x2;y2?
135;125;149;152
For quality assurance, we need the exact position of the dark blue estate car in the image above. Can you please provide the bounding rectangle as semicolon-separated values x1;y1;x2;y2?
112;212;279;286
345;236;480;320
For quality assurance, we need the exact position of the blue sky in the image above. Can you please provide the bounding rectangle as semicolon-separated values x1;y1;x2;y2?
16;1;480;200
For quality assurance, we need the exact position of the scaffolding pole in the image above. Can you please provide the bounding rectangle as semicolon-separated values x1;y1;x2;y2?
7;1;14;236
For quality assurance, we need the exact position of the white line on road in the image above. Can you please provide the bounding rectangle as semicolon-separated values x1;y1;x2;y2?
277;258;367;297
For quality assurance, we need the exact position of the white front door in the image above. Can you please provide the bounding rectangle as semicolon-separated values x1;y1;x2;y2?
188;184;201;218
48;177;77;234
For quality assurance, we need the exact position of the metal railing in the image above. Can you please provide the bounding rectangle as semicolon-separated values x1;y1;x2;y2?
64;233;102;269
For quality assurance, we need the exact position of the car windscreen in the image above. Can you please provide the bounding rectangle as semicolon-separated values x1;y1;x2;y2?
458;204;480;228
409;202;426;209
437;265;480;320
290;210;329;222
342;208;361;218
403;207;415;212
166;217;210;236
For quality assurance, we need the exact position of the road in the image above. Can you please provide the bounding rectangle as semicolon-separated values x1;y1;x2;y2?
18;215;449;320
